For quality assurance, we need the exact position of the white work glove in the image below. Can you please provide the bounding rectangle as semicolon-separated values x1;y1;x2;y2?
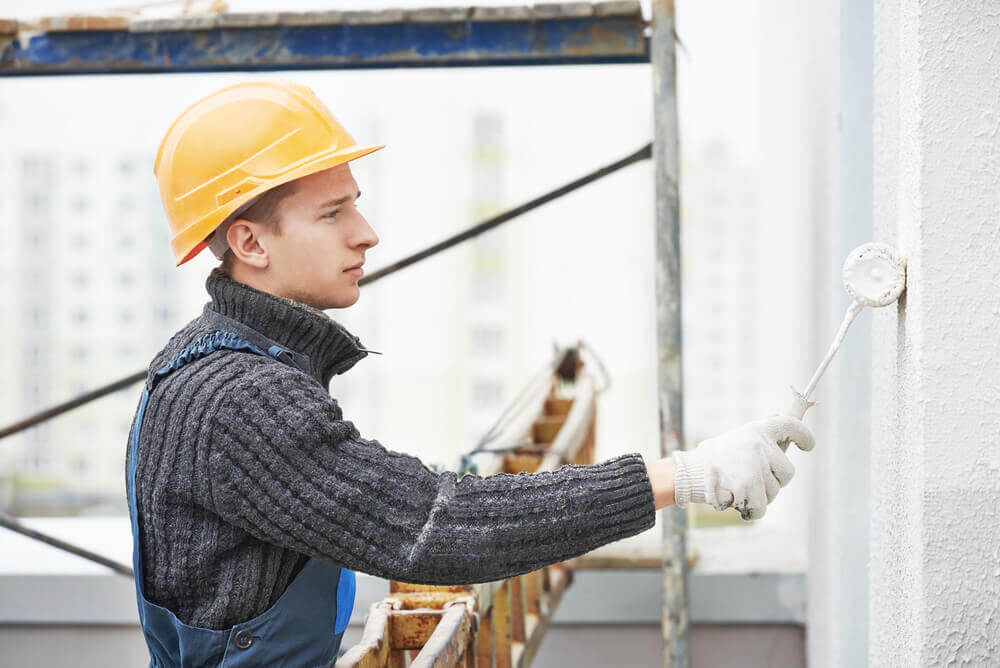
672;416;815;520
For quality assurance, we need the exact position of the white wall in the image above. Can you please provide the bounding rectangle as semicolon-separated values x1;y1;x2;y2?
872;0;1000;664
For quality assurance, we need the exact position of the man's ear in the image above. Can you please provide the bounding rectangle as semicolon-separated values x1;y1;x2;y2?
226;219;269;269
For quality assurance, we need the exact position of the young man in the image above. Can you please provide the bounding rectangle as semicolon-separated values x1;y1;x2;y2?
127;80;815;665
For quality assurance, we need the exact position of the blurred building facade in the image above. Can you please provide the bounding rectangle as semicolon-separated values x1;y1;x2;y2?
0;151;185;513
680;143;758;441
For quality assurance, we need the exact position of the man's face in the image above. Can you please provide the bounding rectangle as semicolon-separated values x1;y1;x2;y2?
264;163;378;309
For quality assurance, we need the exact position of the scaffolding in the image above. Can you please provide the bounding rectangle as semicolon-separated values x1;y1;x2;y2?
0;2;685;665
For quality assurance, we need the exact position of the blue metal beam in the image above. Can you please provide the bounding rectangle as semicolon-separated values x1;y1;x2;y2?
0;15;648;76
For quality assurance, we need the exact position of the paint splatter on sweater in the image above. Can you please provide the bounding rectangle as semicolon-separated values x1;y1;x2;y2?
127;269;656;630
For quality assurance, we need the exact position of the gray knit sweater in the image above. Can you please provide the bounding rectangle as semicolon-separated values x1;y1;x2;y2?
128;269;656;630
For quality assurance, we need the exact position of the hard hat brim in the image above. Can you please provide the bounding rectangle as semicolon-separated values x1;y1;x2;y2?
172;142;385;266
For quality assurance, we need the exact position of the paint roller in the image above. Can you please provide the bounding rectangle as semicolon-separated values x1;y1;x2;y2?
781;242;907;442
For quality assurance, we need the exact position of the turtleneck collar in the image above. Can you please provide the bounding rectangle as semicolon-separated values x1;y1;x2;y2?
203;268;373;386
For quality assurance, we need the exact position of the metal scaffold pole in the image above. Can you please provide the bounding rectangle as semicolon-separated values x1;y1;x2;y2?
651;1;688;666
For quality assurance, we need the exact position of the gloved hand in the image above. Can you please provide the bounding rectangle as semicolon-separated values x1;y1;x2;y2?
672;416;815;520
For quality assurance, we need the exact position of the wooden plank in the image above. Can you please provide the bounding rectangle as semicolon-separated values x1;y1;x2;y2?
406;7;472;23
534;3;595;19
594;1;643;17
475;605;494;666
37;15;129;31
276;10;345;26
216;12;280;28
388;649;406;668
571;554;661;570
470;6;533;21
392;582;471;594
129;15;216;32
502;454;542;474
523;571;541;617
341;8;406;25
492;580;513;668
538;374;596;471
389;609;446;649
509;577;526;644
532;415;566;443
392;591;470;609
471;580;500;621
409;600;474;668
335;601;393;668
543;397;573;415
520;566;571;666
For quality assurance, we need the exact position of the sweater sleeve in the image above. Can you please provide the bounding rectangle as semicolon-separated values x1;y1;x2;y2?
206;362;656;585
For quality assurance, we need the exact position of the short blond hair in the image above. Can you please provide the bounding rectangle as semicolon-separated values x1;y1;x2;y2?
219;179;300;274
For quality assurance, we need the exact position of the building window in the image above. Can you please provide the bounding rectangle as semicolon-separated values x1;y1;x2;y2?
24;380;43;404
22;157;52;179
26;306;45;328
472;326;503;356
24;228;44;249
472;273;502;302
472;380;502;406
72;310;89;324
473;114;503;147
474;230;502;254
23;191;49;216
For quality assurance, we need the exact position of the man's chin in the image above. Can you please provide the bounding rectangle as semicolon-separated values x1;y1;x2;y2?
324;286;361;310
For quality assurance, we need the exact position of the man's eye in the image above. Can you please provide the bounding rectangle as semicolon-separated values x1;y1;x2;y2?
324;209;339;218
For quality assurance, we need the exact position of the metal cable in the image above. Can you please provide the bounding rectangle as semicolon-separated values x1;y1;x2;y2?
0;511;133;576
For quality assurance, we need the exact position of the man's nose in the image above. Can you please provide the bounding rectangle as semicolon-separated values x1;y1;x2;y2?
353;214;379;249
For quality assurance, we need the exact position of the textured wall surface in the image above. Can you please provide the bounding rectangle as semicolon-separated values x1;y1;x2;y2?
872;1;1000;665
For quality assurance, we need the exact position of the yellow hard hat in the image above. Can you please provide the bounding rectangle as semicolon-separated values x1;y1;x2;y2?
154;80;384;265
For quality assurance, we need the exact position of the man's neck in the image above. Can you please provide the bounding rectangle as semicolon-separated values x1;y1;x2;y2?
204;269;369;385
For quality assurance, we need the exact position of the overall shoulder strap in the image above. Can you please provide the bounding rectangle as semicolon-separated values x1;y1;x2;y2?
146;331;293;393
129;330;295;597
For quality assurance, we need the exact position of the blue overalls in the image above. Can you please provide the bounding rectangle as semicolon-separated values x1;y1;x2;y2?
126;331;356;667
